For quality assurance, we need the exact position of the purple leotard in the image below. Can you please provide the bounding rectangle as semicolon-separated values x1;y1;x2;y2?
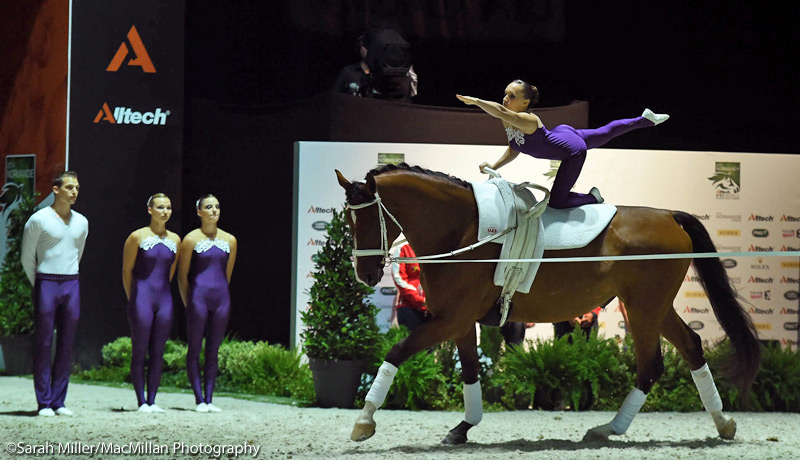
506;116;654;208
127;235;176;407
186;238;231;405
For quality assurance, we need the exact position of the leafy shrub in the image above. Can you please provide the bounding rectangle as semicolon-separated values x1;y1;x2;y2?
0;192;38;336
218;340;314;401
301;207;380;361
743;342;800;412
100;336;133;368
492;328;631;411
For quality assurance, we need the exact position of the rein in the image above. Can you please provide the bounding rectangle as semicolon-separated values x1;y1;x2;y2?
346;190;515;266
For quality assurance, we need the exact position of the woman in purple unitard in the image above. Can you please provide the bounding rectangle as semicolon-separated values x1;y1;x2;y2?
177;194;238;413
457;80;669;208
122;193;181;413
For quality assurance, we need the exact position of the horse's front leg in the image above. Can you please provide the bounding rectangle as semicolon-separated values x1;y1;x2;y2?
441;326;482;445
351;316;470;442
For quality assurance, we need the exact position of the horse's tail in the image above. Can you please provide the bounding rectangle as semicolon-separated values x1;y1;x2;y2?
673;211;761;399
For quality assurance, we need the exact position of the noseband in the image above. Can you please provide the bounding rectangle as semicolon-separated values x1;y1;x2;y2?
346;191;404;265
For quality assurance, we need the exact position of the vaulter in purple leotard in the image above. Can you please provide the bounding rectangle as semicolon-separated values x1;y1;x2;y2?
458;80;669;208
177;194;238;413
21;171;88;417
122;193;181;413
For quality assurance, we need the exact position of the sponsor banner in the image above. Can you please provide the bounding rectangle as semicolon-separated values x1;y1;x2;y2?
4;155;36;197
67;1;186;361
1;155;37;264
293;143;800;348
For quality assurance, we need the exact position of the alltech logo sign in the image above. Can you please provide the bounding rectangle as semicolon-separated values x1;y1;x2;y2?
106;26;156;73
93;102;170;125
92;26;171;126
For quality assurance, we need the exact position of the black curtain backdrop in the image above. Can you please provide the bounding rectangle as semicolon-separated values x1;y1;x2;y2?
186;0;800;154
69;0;185;365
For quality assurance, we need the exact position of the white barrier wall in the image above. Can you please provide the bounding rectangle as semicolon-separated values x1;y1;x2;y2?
292;142;800;349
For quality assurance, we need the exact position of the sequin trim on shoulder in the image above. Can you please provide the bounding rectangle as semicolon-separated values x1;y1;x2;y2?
140;235;178;253
505;126;526;146
194;238;231;254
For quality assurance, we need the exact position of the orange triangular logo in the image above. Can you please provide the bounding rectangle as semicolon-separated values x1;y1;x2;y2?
93;102;116;123
106;25;156;73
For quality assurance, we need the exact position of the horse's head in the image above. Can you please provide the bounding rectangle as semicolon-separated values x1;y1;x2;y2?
335;170;402;286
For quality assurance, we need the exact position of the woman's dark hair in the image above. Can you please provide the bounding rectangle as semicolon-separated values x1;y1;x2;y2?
513;79;540;111
196;194;218;210
53;171;78;187
147;193;170;208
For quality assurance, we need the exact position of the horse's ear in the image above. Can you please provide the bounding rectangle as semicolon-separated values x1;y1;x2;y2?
335;170;351;189
365;173;377;196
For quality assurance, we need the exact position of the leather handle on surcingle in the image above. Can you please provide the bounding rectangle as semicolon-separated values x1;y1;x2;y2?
483;167;502;179
516;182;551;218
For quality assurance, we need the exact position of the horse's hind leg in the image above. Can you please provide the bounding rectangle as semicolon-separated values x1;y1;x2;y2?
584;299;666;441
351;316;472;442
442;327;482;445
660;309;736;439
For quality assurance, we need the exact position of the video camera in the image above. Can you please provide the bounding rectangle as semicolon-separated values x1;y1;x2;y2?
361;27;414;102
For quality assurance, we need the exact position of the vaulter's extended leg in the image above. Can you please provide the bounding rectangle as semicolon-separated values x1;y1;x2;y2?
660;309;736;439
351;316;471;442
442;327;482;445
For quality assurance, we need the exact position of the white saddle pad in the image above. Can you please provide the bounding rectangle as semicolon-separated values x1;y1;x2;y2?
473;181;618;250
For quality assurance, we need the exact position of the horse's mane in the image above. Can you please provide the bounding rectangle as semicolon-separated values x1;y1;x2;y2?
366;163;472;189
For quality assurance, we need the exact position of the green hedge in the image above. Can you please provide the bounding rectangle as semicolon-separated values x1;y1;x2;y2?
77;330;800;413
74;337;314;402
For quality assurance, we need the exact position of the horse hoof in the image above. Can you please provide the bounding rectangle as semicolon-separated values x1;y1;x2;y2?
350;423;376;442
718;418;736;440
582;424;614;442
441;431;468;445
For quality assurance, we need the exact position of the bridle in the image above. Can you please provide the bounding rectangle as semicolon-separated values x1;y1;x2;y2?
346;191;404;265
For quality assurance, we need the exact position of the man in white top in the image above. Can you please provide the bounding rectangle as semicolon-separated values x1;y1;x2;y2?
21;171;88;416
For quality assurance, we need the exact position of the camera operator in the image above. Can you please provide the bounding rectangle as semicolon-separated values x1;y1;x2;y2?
332;24;417;103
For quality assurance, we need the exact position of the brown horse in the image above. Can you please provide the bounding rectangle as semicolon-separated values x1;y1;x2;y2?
335;163;760;445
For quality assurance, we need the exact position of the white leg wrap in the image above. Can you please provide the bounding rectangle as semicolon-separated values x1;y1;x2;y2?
690;363;723;413
463;381;483;426
609;388;647;435
365;362;398;408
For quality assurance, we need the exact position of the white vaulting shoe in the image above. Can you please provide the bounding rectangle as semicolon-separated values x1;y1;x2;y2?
137;404;152;413
38;408;56;417
642;108;669;125
55;407;74;416
148;404;166;413
589;187;604;204
206;403;222;413
195;403;209;413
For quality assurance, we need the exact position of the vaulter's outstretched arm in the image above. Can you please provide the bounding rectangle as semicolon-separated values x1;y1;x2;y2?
480;147;520;174
456;95;541;133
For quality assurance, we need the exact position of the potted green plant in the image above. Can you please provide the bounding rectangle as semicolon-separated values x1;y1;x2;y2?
0;192;38;375
301;206;381;408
